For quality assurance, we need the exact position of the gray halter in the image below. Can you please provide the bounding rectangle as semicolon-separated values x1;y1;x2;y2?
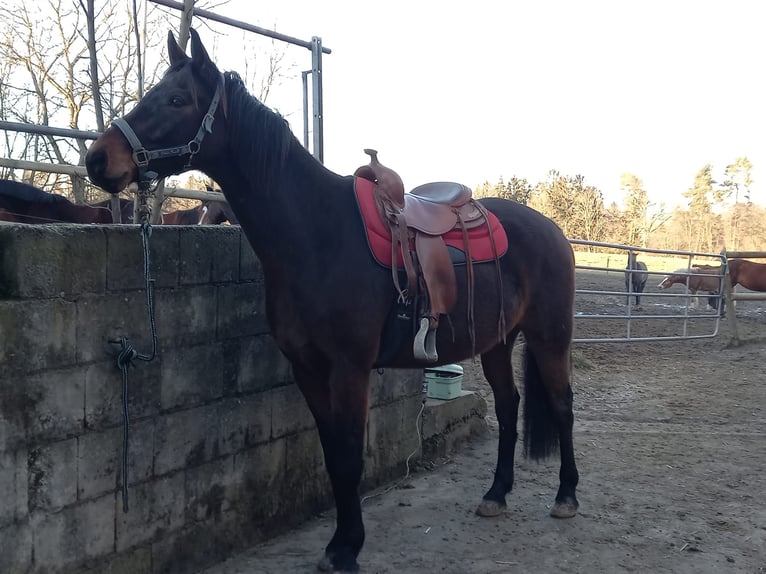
112;73;225;182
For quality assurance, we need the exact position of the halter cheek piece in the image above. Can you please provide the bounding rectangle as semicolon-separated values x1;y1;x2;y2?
111;73;226;183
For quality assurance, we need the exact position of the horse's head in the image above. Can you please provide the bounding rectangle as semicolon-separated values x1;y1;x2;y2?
86;29;227;193
657;269;687;289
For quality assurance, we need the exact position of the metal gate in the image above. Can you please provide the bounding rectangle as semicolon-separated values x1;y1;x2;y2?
570;240;726;343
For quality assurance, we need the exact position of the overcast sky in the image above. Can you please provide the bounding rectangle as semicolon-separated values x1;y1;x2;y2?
198;0;766;209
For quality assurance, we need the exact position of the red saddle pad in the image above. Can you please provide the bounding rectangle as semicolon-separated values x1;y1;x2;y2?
354;177;509;268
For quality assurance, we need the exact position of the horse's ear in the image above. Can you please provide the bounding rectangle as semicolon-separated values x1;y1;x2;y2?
167;31;187;65
189;28;214;71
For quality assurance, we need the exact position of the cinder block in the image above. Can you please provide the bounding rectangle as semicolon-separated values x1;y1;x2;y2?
0;225;107;298
369;368;423;408
84;360;161;430
77;428;118;501
284;428;325;478
78;546;152;574
0;299;76;373
154;404;220;476
75;291;155;364
221;335;293;396
238;235;263;282
270;384;316;439
184;456;237;523
19;367;85;443
78;421;154;501
32;493;115;568
115;472;185;552
0;378;28;453
216;283;269;339
421;390;488;440
105;225;180;290
218;395;271;456
159;343;224;411
0;449;28;527
28;438;78;511
151;512;246;574
364;397;423;485
233;439;286;522
153;285;218;348
282;429;333;517
0;520;31;574
179;226;240;285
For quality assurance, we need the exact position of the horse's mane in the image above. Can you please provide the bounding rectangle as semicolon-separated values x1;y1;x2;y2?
0;180;71;204
223;72;294;191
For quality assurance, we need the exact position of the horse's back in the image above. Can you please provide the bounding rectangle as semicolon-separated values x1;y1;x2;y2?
0;180;64;203
731;259;766;291
479;197;575;310
479;198;572;261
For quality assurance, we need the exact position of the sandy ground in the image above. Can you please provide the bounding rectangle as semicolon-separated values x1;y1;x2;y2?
203;271;766;574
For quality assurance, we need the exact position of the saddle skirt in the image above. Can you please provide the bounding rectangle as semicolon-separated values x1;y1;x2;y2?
354;176;509;269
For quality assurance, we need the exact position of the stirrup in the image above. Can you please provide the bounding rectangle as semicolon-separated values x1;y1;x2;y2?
413;317;439;363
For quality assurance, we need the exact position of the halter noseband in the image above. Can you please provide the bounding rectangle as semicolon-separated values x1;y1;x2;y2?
111;73;225;183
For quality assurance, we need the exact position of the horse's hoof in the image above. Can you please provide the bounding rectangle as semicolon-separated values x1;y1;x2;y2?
476;499;506;517
317;553;359;573
550;500;578;518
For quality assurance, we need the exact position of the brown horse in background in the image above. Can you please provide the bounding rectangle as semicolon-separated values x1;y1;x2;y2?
727;258;766;292
0;179;112;224
85;29;579;572
658;265;723;310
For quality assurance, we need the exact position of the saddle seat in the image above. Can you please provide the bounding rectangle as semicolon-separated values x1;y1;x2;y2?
404;183;486;235
354;149;503;363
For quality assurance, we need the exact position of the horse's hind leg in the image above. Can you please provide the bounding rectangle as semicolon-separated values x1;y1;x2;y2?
293;361;370;573
522;334;579;518
476;331;520;517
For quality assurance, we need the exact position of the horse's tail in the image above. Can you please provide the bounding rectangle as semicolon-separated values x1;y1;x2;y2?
522;344;560;460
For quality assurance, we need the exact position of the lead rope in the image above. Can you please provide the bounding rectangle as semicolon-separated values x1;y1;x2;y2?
110;222;158;512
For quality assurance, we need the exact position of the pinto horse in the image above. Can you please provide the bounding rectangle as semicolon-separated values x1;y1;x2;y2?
658;266;723;310
727;258;766;292
85;29;579;573
0;179;112;224
92;197;136;223
161;200;236;224
624;251;648;307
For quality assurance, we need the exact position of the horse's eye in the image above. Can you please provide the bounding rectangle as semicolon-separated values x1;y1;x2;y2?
170;96;185;107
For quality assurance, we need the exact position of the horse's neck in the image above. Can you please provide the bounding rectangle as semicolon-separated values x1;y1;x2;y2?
214;143;353;264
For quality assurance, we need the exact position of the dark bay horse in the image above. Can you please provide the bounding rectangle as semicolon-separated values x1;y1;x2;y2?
85;29;578;573
0;179;112;224
728;258;766;292
624;251;648;307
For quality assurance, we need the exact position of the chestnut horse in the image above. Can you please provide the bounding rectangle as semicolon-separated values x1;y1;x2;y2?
0;179;112;224
728;258;766;292
85;29;578;572
658;266;723;310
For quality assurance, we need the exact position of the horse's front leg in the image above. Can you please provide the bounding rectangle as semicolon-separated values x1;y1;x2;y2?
294;361;371;573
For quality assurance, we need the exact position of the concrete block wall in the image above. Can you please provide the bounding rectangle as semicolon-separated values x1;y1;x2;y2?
0;224;430;574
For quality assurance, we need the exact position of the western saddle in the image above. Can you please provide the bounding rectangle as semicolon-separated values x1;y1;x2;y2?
355;149;500;362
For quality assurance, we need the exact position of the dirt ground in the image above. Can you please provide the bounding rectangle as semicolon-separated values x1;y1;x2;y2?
204;270;766;574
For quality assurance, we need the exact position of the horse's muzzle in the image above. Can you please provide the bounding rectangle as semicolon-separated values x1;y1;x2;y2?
86;128;137;193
